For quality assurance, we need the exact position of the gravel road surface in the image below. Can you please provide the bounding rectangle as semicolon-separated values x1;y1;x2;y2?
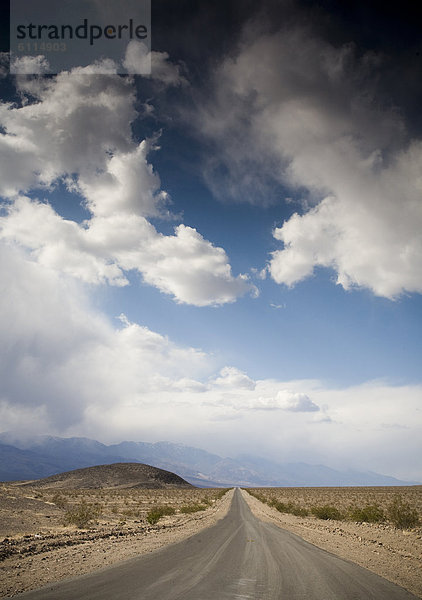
10;488;418;600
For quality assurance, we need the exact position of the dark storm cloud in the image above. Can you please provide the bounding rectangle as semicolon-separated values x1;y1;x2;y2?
146;0;422;209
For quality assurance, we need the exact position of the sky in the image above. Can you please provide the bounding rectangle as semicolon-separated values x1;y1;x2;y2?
0;0;421;480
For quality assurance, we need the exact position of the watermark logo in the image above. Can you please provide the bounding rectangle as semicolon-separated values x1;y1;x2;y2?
10;0;151;74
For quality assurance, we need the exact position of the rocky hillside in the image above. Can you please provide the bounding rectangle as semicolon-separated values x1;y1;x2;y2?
21;463;193;489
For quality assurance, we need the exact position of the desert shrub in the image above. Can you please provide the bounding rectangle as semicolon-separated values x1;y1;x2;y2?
180;503;207;514
51;493;67;509
248;490;268;503
311;505;343;520
288;503;309;517
271;500;288;512
146;505;176;525
159;505;176;516
270;500;309;517
214;488;229;500
349;504;385;523
64;500;102;528
387;496;420;529
146;511;161;525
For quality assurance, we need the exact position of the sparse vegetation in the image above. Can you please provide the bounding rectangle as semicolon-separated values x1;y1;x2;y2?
63;500;102;529
387;495;420;529
268;499;309;516
51;493;67;509
348;504;385;523
0;477;232;567
214;489;230;500
180;503;207;514
146;505;176;525
246;487;421;530
246;490;267;503
311;505;343;520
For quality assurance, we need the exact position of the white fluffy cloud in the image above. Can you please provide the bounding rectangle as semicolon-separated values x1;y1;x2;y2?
205;378;320;413
0;66;135;195
0;61;254;305
123;41;186;84
210;366;256;390
10;55;50;75
0;196;253;304
136;224;254;305
272;390;319;412
198;24;422;298
78;140;169;219
269;141;422;297
0;243;210;431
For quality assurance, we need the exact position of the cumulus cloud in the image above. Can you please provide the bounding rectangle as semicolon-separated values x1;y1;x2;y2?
207;384;320;412
272;390;320;412
137;225;254;305
269;142;422;297
0;196;253;304
211;367;256;390
122;41;151;75
0;66;135;196
0;60;254;306
123;41;186;84
197;23;422;298
0;243;210;431
77;140;169;219
10;55;50;75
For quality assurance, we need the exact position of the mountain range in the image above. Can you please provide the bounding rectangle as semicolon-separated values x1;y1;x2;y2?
0;432;418;487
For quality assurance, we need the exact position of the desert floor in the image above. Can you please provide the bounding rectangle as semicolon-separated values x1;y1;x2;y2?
1;485;421;598
0;485;233;598
242;487;422;599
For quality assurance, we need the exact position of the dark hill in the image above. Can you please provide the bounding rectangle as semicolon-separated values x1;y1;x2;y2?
21;463;193;489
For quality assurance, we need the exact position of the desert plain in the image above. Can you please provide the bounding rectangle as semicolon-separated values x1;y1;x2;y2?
0;483;421;598
243;486;422;599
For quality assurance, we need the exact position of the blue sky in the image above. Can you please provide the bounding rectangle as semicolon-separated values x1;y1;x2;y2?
97;187;422;387
0;0;421;480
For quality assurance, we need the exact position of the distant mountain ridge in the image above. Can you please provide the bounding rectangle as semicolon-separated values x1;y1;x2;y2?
0;432;418;487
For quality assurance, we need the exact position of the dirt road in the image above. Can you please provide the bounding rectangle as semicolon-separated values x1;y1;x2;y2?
9;488;418;600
